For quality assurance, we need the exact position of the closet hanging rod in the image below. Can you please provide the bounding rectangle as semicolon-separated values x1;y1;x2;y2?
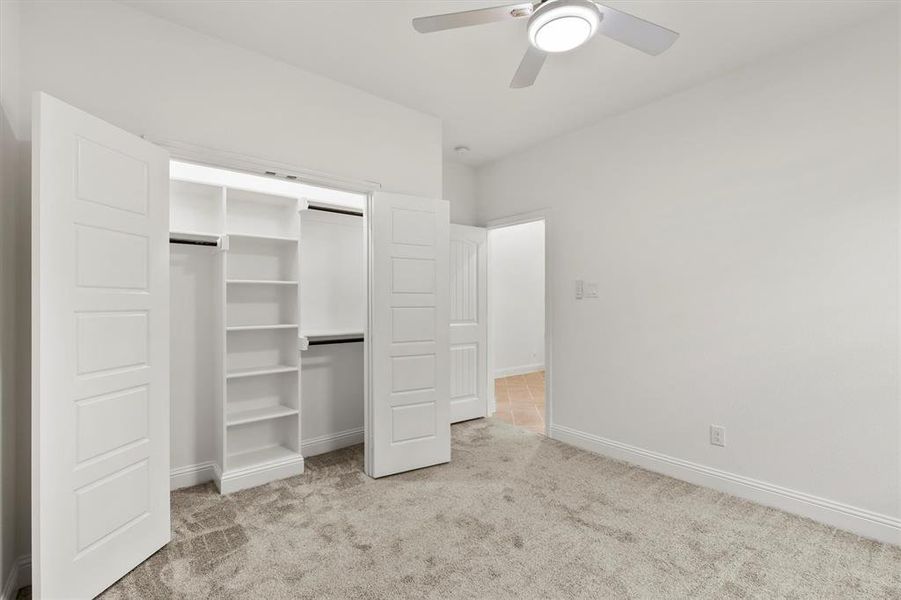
307;337;364;346
308;205;364;218
170;237;219;247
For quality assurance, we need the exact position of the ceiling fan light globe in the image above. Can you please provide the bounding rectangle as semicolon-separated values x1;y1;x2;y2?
534;16;592;52
527;0;601;53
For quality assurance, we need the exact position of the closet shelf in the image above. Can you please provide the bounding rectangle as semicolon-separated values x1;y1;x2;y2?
227;405;298;427
227;445;301;473
226;365;298;380
227;324;299;332
226;279;299;286
227;232;299;243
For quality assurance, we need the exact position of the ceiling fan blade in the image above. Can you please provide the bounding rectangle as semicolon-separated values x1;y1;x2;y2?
413;2;535;33
593;3;679;55
510;46;547;88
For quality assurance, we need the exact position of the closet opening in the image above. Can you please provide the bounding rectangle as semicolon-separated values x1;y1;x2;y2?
168;159;367;493
488;218;547;436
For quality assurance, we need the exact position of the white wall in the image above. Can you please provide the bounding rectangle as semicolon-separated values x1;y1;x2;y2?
0;0;29;590
16;0;442;198
0;102;19;598
489;221;545;378
477;16;900;540
0;0;20;124
443;160;478;226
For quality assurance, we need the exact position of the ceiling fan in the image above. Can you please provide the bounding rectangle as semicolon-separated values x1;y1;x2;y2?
412;0;679;88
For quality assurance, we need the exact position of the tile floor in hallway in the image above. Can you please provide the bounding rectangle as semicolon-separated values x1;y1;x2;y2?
493;370;545;435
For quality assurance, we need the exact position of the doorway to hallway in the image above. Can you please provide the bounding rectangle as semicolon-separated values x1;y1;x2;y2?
487;217;546;435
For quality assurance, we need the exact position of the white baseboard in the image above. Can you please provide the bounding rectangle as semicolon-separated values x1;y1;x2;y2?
173;457;304;495
219;456;304;495
2;554;30;600
169;427;363;492
301;427;363;457
550;423;901;546
170;461;218;490
494;363;544;378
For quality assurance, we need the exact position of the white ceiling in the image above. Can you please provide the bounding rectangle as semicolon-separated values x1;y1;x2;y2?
122;0;890;166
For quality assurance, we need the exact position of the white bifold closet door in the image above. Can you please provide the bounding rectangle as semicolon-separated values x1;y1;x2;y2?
365;192;451;478
449;225;488;423
32;93;171;599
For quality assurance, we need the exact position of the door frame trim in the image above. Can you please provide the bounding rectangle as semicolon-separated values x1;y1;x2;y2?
485;209;552;437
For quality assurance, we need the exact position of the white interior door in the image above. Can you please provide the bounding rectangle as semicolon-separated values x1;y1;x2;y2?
449;225;488;423
365;192;450;478
32;92;170;599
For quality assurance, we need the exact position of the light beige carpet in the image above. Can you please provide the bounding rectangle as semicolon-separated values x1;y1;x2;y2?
27;418;901;599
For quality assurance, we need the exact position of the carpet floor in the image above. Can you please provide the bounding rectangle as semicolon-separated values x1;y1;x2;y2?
30;418;900;599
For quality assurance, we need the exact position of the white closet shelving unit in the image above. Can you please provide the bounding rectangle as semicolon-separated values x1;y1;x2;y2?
171;178;304;493
222;188;303;492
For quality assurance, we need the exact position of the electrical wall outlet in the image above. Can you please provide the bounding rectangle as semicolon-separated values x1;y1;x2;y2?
710;425;726;447
586;283;599;299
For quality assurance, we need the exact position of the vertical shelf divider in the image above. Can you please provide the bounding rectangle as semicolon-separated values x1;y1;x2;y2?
215;186;227;489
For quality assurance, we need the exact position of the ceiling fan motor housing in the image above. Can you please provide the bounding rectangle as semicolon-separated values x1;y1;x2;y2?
528;0;603;53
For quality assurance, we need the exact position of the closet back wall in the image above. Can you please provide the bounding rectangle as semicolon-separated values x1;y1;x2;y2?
299;210;366;454
170;247;218;473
